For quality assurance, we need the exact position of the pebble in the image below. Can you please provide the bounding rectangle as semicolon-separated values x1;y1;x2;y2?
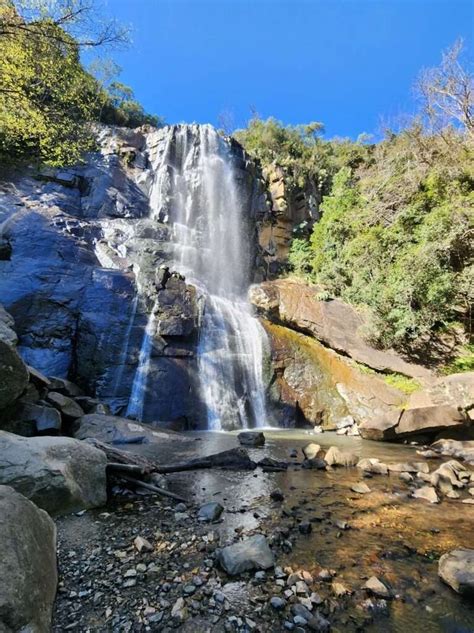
270;596;287;610
351;482;371;494
270;488;285;502
133;535;153;552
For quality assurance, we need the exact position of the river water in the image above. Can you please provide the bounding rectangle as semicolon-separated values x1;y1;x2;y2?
136;430;474;632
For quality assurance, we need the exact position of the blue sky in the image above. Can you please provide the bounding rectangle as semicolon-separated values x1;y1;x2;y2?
98;0;473;138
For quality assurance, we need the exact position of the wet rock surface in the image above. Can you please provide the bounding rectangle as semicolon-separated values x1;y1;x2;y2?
217;535;275;575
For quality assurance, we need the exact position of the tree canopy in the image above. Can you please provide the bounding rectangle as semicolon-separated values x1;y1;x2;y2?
0;0;161;166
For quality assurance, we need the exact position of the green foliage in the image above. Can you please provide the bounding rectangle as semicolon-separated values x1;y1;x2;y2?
237;45;473;359
383;374;422;394
443;345;474;374
307;128;473;352
0;2;161;166
0;3;100;165
235;115;369;196
100;81;163;129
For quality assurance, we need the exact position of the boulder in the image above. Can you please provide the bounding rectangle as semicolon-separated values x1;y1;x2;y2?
249;279;431;379
351;482;371;494
438;549;474;596
394;405;467;437
324;446;358;467
430;439;474;464
430;460;470;489
238;431;265;447
356;458;388;475
217;535;274;575
302;457;327;470
303;442;323;460
197;502;224;522
359;404;469;442
0;485;57;632
46;391;84;418
0;340;29;410
0;431;107;515
412;486;439;504
358;413;400;441
263;320;405;430
363;576;392;598
27;365;51;391
408;372;474;411
48;376;84;397
16;402;62;434
74;413;184;445
0;304;18;346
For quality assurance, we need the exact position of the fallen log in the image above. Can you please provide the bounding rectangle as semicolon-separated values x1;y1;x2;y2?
155;448;257;473
118;474;187;503
85;438;158;472
86;439;256;473
106;462;148;476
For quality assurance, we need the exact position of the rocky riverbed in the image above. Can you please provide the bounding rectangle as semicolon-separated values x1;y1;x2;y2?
52;431;474;632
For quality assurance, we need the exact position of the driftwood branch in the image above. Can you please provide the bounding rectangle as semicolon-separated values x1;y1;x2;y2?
106;462;147;475
118;474;187;503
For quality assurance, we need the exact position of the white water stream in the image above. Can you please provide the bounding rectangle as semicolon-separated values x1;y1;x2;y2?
127;125;268;429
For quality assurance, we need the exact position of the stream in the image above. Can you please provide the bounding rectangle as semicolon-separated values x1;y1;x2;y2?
54;430;474;632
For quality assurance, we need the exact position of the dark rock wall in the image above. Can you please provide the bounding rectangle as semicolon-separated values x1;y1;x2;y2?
0;125;267;427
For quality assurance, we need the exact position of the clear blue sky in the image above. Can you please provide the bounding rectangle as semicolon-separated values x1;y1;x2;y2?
99;0;473;138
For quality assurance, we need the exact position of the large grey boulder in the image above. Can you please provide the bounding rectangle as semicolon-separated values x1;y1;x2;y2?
0;304;18;346
46;391;84;418
324;446;358;467
359;404;469;441
15;402;62;434
0;485;57;632
394;405;467;437
74;413;184;444
438;549;474;596
0;340;29;410
217;535;274;575
0;431;107;515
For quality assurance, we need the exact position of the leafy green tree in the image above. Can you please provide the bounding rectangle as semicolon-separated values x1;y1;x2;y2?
0;1;102;164
0;1;161;165
100;81;163;128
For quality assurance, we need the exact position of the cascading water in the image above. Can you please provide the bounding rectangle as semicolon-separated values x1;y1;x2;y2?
128;124;268;429
169;125;267;430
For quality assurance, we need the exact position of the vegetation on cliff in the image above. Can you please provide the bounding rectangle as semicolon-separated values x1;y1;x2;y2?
0;0;161;166
237;41;473;365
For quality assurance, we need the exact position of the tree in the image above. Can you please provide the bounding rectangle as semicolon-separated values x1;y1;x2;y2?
0;1;160;165
0;5;102;164
0;0;128;48
99;80;163;128
417;38;474;135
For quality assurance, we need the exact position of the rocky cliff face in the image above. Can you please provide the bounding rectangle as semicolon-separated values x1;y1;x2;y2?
0;125;268;427
251;278;474;439
257;165;319;274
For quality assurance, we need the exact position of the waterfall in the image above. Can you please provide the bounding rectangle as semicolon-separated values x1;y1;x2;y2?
125;308;156;420
128;124;268;429
111;294;139;399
